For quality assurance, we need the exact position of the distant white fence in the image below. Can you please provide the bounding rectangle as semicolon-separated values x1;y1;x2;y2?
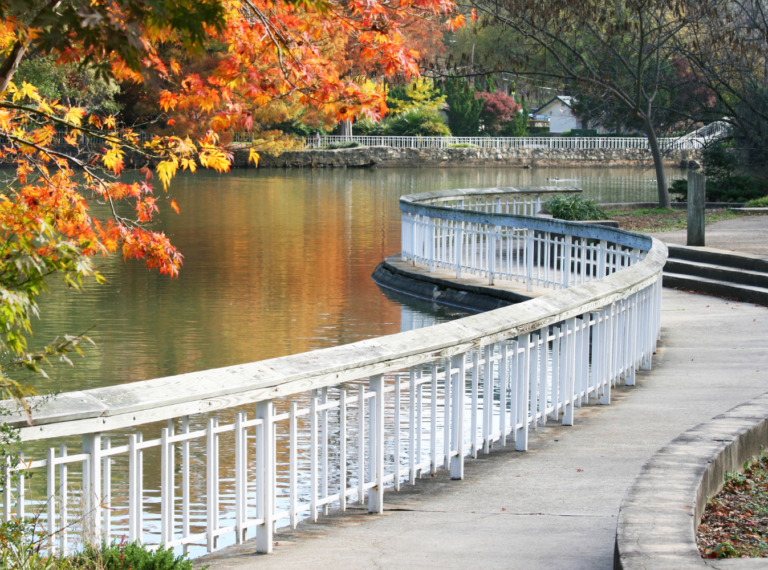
301;134;710;151
1;186;666;559
51;121;729;154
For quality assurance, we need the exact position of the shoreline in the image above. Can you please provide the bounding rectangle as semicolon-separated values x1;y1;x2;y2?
230;145;701;169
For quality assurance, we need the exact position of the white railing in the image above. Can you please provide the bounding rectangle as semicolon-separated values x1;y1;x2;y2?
302;134;707;150
673;120;730;146
0;186;666;559
401;187;646;291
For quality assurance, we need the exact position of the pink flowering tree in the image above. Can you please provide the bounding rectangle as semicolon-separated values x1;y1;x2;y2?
477;91;521;135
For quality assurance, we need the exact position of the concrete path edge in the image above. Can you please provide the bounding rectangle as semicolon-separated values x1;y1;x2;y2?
614;391;768;570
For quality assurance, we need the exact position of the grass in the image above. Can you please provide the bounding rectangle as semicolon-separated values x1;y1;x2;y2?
698;453;768;558
610;208;765;234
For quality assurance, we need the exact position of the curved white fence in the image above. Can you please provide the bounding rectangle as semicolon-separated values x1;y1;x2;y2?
0;187;666;558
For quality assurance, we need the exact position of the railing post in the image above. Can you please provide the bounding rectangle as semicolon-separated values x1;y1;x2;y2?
206;418;219;552
428;218;435;273
2;454;10;523
401;212;408;262
488;227;496;285
601;306;613;405
181;416;190;552
483;344;493;451
102;437;111;541
128;435;140;543
450;354;465;479
526;229;535;291
456;226;463;279
46;447;56;554
58;445;68;554
256;399;274;553
563;318;577;426
81;433;102;545
368;375;385;513
500;344;509;445
538;326;548;427
598;240;607;278
160;427;171;545
516;333;530;451
642;288;653;371
234;412;245;544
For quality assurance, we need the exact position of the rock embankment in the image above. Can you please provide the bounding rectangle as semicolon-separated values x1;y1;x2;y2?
231;145;701;169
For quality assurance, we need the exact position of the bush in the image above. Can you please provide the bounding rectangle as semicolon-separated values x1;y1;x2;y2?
668;148;768;203
353;118;384;135
744;196;768;207
381;108;451;137
0;521;200;570
544;195;607;221
669;178;689;201
562;129;598;137
72;541;200;570
701;143;767;202
270;119;320;138
477;91;520;135
448;143;477;148
323;141;360;149
444;78;482;136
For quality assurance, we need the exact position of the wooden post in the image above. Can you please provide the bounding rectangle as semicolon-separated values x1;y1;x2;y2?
687;170;706;246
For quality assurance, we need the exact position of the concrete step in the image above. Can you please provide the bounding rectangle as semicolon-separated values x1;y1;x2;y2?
664;259;768;289
666;244;768;273
662;272;768;305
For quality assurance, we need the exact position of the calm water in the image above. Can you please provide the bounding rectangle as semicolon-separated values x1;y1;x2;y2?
19;166;680;555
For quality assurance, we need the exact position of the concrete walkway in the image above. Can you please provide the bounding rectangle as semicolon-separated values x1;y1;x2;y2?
199;219;768;570
651;215;768;257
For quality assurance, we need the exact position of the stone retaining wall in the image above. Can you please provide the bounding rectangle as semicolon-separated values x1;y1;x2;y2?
232;145;701;169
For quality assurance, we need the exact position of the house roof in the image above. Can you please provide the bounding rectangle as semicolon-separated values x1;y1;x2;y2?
534;95;575;114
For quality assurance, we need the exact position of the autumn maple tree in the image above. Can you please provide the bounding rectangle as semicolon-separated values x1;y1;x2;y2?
0;0;460;409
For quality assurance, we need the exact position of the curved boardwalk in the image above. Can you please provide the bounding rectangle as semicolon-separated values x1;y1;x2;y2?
201;291;767;570
200;222;768;569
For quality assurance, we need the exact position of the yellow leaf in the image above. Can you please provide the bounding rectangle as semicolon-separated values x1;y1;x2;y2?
102;146;125;174
198;149;230;173
156;158;179;191
181;158;197;173
63;107;86;127
248;148;260;167
20;82;41;102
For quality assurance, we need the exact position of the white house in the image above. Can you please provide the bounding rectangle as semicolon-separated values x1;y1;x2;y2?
534;96;581;134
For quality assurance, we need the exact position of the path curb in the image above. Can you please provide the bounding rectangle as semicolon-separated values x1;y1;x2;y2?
615;391;768;569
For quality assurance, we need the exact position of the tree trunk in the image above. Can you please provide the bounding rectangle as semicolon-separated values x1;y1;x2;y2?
644;118;671;208
0;41;27;94
338;119;352;137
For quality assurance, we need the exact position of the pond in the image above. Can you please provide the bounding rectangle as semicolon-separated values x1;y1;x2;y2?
18;166;681;556
30;165;681;394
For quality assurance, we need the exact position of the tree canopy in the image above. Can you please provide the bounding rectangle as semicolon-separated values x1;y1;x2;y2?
0;0;459;409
